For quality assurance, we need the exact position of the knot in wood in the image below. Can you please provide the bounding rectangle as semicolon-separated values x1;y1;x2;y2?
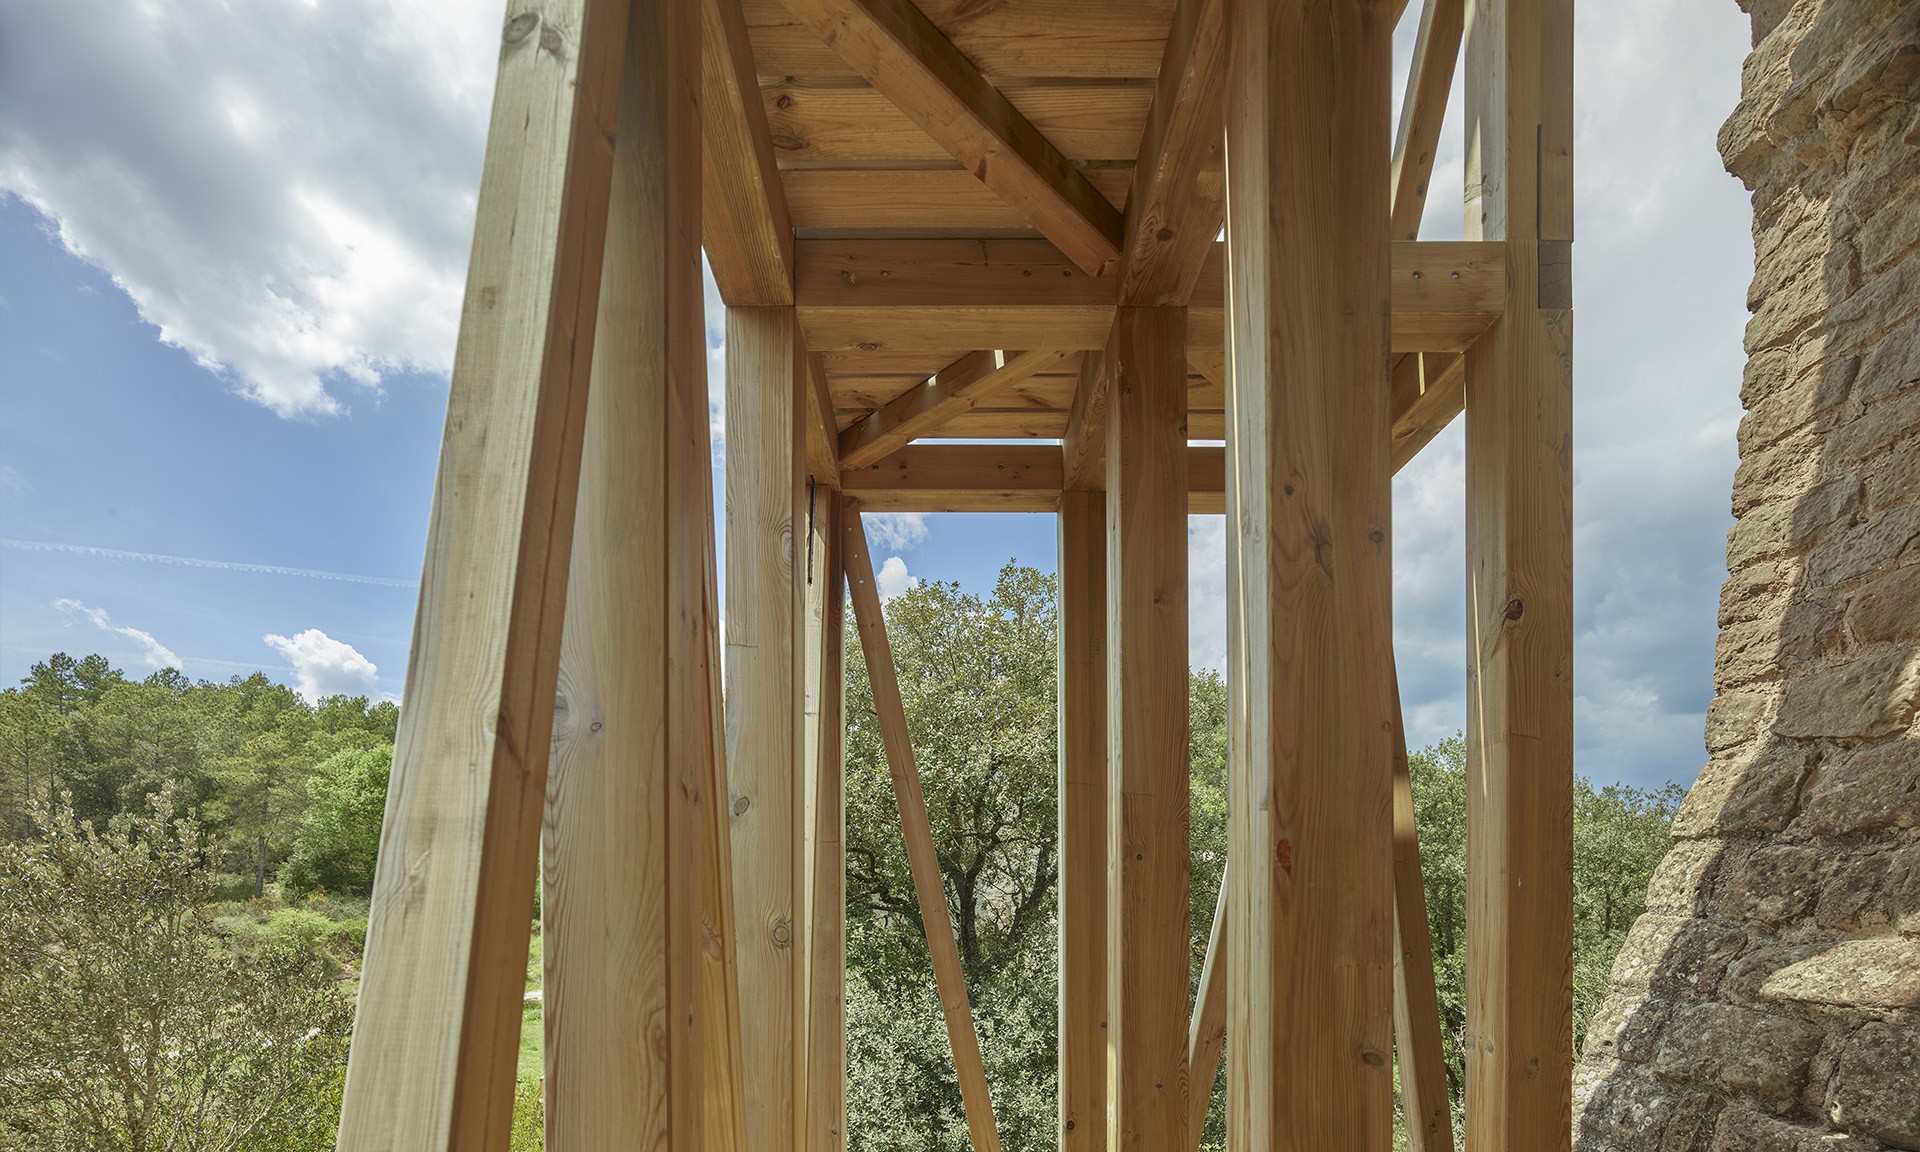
1503;598;1525;621
771;919;793;948
502;11;539;43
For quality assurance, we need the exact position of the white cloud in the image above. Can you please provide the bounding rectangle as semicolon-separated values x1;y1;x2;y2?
865;513;931;554
0;0;495;415
876;556;918;602
54;598;180;669
264;628;379;701
1189;516;1227;672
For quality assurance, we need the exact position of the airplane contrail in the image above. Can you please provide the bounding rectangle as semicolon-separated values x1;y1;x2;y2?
2;539;418;589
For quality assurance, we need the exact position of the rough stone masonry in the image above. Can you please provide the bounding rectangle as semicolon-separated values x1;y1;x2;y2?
1571;1;1920;1148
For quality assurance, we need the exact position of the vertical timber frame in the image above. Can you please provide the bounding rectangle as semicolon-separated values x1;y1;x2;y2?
1224;0;1398;1148
1461;0;1575;1147
1056;489;1107;1152
1105;305;1191;1152
724;306;809;1152
805;492;848;1152
543;0;705;1143
336;0;631;1146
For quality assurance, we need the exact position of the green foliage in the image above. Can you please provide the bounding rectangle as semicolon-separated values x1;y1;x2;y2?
278;744;393;894
0;788;352;1151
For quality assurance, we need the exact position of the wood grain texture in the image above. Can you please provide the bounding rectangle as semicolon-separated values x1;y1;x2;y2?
1388;667;1455;1152
1056;489;1108;1152
837;443;1224;512
794;238;1504;353
1223;0;1397;1146
1390;351;1466;472
1118;0;1226;305
1389;0;1466;241
843;508;1004;1152
803;496;848;1152
776;0;1123;274
703;0;794;305
1061;348;1111;490
806;352;841;489
336;0;629;1144
724;306;808;1152
1105;306;1190;1152
741;0;1174;80
542;1;704;1147
763;81;1151;165
783;168;1132;230
1187;871;1227;1152
1463;0;1575;1144
838;348;1073;469
703;523;749;1152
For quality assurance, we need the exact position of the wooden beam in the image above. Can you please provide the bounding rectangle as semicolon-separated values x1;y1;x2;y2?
1118;0;1226;305
1390;0;1467;241
838;348;1074;470
838;444;1225;513
1462;0;1575;1144
1390;663;1455;1152
778;0;1123;276
336;0;629;1143
543;2;703;1146
1224;0;1397;1145
842;506;1004;1152
1060;348;1111;490
724;305;808;1152
804;495;848;1152
1187;871;1227;1152
792;238;1505;353
703;519;749;1152
702;0;793;305
1057;489;1108;1152
1391;351;1467;472
806;352;841;488
1105;306;1190;1152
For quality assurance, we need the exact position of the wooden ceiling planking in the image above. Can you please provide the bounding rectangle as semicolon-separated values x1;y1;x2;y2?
763;82;1151;165
782;168;1133;230
741;0;1174;82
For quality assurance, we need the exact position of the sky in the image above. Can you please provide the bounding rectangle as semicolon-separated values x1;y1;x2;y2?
0;0;1753;790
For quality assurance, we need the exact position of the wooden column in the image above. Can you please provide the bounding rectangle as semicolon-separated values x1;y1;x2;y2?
1461;0;1575;1146
543;0;704;1144
1390;667;1456;1152
804;492;848;1152
725;305;808;1152
1223;0;1397;1145
1105;305;1189;1152
1057;488;1107;1152
336;0;630;1144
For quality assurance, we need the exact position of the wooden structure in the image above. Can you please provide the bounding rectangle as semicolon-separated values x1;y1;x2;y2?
335;0;1571;1147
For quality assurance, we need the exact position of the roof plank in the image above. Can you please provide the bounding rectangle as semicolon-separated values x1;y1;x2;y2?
704;0;795;304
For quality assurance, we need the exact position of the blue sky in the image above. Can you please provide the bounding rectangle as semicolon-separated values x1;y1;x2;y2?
1;0;1754;790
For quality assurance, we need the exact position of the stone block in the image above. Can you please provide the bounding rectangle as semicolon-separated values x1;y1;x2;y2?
1722;561;1783;627
1763;938;1920;1010
1830;1021;1920;1149
1849;564;1920;643
1824;252;1920;356
1674;741;1816;837
1733;434;1823;516
1709;689;1774;752
1808;504;1920;587
1854;316;1920;402
1611;913;1751;999
1647;840;1738;915
1772;650;1920;738
1578;1057;1721;1152
1712;1106;1877;1151
1829;383;1920;465
1652;1002;1828;1111
1720;844;1831;923
1865;450;1920;516
1584;990;1675;1064
1798;740;1920;838
1817;843;1920;933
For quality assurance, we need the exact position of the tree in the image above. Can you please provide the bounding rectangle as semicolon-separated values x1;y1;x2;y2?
0;788;351;1150
279;744;393;895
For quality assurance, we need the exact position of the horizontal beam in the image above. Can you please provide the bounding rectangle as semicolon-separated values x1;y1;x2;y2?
839;348;1073;469
840;444;1225;513
794;239;1505;352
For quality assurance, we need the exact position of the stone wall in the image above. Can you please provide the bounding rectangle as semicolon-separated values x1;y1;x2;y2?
1571;1;1920;1148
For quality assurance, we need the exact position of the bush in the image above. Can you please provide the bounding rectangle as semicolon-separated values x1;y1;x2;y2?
0;788;352;1150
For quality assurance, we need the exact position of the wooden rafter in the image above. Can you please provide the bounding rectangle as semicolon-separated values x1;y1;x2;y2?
1060;347;1110;490
838;348;1073;470
703;0;794;305
794;238;1507;353
1391;351;1466;471
1117;0;1227;305
805;351;841;487
840;443;1227;513
1390;0;1467;241
1390;663;1456;1152
1187;873;1228;1152
843;507;1004;1152
777;0;1124;276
